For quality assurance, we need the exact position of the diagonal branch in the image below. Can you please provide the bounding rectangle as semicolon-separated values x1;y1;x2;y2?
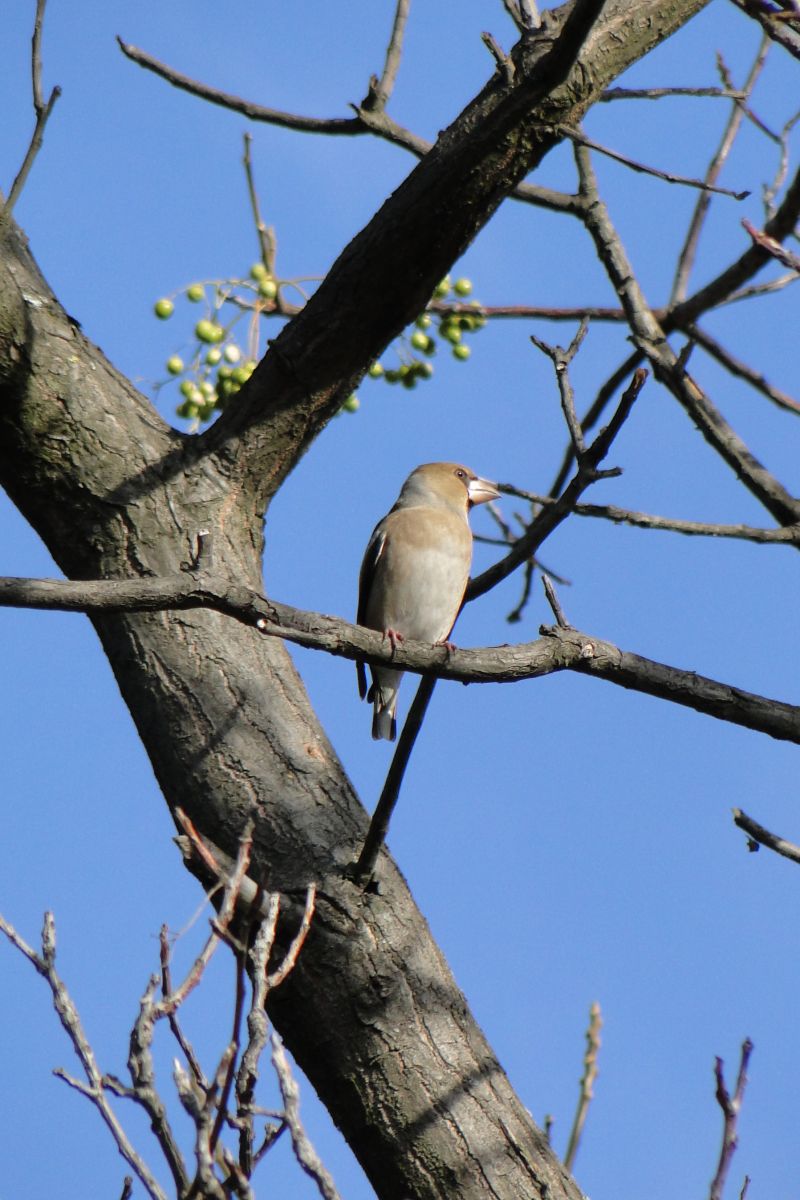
574;142;800;527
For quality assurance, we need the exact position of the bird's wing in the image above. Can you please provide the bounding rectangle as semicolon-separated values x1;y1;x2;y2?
356;523;388;699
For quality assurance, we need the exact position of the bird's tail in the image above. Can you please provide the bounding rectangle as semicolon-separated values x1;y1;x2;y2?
368;679;399;742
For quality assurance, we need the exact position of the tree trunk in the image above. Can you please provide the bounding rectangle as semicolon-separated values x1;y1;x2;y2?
0;1;708;1195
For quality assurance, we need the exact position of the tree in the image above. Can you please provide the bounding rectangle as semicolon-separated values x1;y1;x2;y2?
2;2;800;1198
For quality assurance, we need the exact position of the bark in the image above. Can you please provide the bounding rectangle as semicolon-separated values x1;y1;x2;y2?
0;2;710;1197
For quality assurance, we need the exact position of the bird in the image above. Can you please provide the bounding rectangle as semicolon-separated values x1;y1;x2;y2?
356;462;499;741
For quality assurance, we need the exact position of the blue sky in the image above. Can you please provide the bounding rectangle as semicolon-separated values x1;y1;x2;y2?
2;3;800;1199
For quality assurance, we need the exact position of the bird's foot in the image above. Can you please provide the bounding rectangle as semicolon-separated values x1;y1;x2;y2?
384;628;404;656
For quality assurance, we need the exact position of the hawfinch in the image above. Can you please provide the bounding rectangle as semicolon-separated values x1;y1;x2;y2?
357;462;499;741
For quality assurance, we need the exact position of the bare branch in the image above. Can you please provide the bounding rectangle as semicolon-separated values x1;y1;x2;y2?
728;0;800;60
0;913;168;1200
268;885;317;989
558;125;750;199
117;39;362;133
530;321;590;456
1;568;800;743
236;894;281;1175
469;368;648;599
601;85;747;101
686;322;800;416
242;134;276;276
0;0;61;235
574;142;800;528
542;575;571;628
670;38;769;305
732;807;800;864
741;216;800;270
564;1002;602;1171
353;674;437;883
271;1035;343;1200
709;1039;754;1200
501;483;800;542
366;0;411;108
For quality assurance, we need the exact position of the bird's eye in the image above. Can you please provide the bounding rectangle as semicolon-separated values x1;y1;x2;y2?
455;468;465;479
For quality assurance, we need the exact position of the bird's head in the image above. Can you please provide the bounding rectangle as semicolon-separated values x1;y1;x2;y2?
398;462;500;515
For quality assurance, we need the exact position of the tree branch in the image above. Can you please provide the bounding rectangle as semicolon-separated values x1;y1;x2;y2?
732;807;800;864
574;142;800;527
1;571;798;744
0;0;61;234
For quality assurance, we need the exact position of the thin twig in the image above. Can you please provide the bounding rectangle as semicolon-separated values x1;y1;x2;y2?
242;134;276;275
709;1039;754;1200
573;142;800;529
564;1001;602;1171
530;320;590;456
741;217;800;271
542;575;570;628
499;484;800;543
0;913;169;1200
368;0;411;108
670;38;769;305
160;926;208;1089
267;884;316;989
0;0;61;235
271;1036;343;1200
557;125;750;200
728;0;800;62
236;894;281;1176
600;85;746;101
687;322;800;416
353;675;437;882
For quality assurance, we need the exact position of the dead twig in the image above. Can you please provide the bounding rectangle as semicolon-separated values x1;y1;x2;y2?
709;1039;754;1200
564;1002;602;1171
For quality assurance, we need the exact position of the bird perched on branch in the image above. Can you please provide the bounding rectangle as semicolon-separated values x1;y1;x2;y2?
357;461;499;741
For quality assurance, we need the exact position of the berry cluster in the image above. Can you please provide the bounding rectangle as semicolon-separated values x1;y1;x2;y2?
154;268;485;426
153;263;279;425
365;276;485;394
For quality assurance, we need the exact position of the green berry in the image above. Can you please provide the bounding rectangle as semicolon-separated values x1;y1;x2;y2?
453;277;472;297
179;379;195;398
418;361;434;379
154;298;174;320
231;366;250;385
410;330;430;352
250;262;268;281
368;362;384;378
453;343;471;361
341;394;360;413
195;319;222;344
415;313;432;330
433;276;451;299
223;344;241;363
258;278;278;300
243;360;258;374
166;355;184;375
186;284;205;303
441;323;461;344
199;380;215;398
205;348;222;366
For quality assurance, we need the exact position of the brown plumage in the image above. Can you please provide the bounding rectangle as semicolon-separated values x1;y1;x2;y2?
356;462;499;740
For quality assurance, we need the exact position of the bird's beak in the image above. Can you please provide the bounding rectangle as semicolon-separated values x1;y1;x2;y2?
467;476;500;506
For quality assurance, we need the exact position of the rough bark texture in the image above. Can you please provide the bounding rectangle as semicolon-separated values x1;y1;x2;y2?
0;2;709;1197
